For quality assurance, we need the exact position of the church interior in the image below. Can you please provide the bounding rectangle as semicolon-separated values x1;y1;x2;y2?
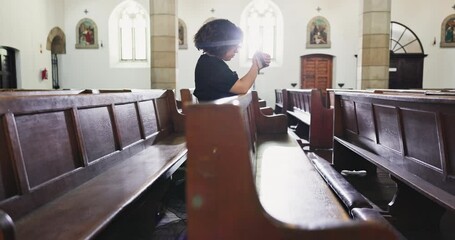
1;0;455;239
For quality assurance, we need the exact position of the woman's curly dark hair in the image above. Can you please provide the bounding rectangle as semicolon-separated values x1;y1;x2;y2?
194;19;243;58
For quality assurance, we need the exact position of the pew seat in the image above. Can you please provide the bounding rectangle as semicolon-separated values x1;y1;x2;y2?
256;132;348;225
307;152;372;210
185;91;399;239
0;90;187;240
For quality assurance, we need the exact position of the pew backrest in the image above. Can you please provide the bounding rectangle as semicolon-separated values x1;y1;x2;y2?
286;89;334;149
274;89;283;113
180;88;197;113
0;90;184;220
333;91;455;211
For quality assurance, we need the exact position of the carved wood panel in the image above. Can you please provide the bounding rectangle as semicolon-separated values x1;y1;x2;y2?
301;54;333;93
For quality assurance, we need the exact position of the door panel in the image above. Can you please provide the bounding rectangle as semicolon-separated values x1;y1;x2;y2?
389;53;425;89
301;54;333;93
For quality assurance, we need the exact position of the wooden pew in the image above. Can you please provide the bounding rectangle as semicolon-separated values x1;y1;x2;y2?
179;88;197;114
180;88;273;115
184;91;398;240
332;91;455;236
274;88;284;114
80;89;138;93
0;89;84;96
285;89;334;151
0;89;187;239
326;89;376;108
326;88;447;108
327;88;425;117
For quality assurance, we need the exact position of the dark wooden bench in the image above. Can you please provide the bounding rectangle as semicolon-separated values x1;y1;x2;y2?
282;89;334;151
179;88;197;114
80;89;145;94
274;88;285;114
0;89;187;239
184;91;398;239
180;88;273;115
332;91;455;237
326;88;445;109
0;89;85;96
327;89;377;109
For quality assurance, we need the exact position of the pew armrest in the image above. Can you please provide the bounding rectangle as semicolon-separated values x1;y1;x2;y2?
0;210;14;240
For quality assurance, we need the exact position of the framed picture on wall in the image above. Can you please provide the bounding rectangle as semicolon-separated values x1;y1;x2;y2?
75;18;99;49
440;14;455;48
179;19;188;49
306;16;331;49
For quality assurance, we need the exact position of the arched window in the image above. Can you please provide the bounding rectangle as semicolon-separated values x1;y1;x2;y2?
390;21;423;54
109;1;150;67
389;21;426;89
240;0;283;67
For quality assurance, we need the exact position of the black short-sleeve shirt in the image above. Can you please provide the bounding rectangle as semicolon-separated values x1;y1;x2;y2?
194;54;239;101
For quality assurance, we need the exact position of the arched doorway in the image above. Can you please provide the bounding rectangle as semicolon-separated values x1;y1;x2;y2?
47;27;66;89
300;54;333;93
389;21;426;89
0;46;17;89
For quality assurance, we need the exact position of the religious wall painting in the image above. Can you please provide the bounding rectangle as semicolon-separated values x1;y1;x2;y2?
306;16;331;49
179;19;188;49
75;18;99;49
440;14;455;48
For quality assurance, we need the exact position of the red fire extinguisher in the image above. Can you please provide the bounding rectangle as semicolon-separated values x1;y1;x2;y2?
41;68;48;80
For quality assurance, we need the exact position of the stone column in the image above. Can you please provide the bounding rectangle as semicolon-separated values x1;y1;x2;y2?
150;0;177;89
357;0;391;89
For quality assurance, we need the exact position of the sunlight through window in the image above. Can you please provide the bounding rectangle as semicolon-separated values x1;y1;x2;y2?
241;0;283;67
119;2;147;61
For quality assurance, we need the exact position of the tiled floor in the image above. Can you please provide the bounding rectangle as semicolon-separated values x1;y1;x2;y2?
151;169;187;240
151;199;186;240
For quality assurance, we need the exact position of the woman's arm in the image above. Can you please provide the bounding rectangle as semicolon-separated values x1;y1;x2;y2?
229;53;271;94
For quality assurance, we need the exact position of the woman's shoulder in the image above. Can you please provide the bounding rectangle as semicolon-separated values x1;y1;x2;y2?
197;54;225;67
199;54;222;62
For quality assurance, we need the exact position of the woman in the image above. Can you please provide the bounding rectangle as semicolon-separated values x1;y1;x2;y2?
193;19;271;101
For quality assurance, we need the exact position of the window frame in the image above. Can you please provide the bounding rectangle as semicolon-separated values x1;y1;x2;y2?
108;0;150;68
240;0;283;67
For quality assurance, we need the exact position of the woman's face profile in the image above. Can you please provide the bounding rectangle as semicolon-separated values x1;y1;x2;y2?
222;45;240;61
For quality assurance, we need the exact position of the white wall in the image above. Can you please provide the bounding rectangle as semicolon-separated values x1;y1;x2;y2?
391;0;455;89
178;0;455;105
61;0;150;90
0;0;64;89
177;0;360;106
1;0;454;105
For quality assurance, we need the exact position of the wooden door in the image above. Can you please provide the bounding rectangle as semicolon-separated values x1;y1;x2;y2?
301;54;332;92
389;53;425;89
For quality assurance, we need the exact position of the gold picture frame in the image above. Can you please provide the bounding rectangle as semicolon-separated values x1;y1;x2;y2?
75;18;99;49
178;19;188;50
306;16;331;49
440;14;455;48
